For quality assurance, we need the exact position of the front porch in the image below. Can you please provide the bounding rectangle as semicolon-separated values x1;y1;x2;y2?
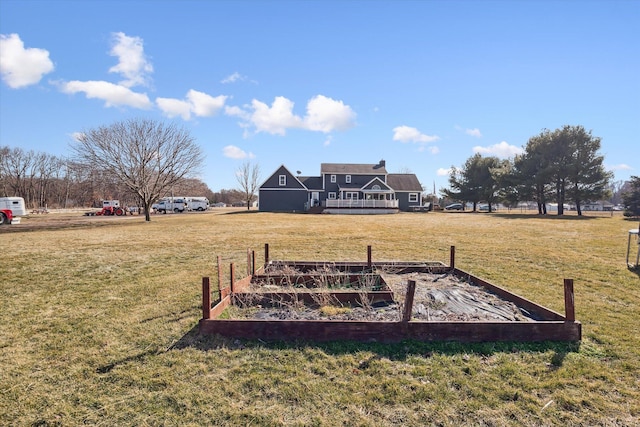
322;199;399;214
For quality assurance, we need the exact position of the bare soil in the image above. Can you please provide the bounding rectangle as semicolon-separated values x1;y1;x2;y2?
231;271;536;322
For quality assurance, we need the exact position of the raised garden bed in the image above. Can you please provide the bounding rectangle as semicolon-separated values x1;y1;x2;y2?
199;245;581;343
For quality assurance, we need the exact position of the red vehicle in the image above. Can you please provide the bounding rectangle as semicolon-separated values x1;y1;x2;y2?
85;200;126;216
0;208;15;225
0;197;26;225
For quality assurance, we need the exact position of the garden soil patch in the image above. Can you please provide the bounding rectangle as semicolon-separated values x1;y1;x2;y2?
230;272;536;322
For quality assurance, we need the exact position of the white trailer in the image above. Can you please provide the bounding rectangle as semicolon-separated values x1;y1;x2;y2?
0;197;27;225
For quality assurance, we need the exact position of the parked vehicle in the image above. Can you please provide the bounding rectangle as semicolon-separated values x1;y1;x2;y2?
445;203;463;211
0;196;26;225
85;200;127;216
186;197;209;211
153;197;187;214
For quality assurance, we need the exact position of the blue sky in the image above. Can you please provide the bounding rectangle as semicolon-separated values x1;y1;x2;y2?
1;0;638;194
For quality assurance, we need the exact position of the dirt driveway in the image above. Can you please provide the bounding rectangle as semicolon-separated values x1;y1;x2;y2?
0;210;143;233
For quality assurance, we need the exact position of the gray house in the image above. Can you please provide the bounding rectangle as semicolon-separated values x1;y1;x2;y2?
259;160;424;214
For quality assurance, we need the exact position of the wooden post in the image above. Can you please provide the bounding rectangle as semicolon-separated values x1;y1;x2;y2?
264;243;269;266
564;279;575;322
367;245;372;269
450;246;455;270
217;255;223;300
230;263;235;293
247;248;251;276
402;280;417;322
202;277;211;319
251;250;256;275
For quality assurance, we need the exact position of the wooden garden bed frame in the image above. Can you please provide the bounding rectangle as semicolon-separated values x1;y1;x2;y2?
199;245;581;343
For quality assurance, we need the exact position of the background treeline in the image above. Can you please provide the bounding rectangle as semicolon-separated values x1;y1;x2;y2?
441;125;635;215
0;145;246;208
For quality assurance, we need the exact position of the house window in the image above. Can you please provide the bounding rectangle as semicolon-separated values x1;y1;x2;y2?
346;175;351;183
279;175;286;186
345;192;358;200
331;174;336;183
328;192;336;199
409;193;419;202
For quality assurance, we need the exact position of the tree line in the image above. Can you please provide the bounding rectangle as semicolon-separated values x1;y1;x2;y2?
0;144;253;210
441;125;629;216
1;119;259;220
0;143;216;206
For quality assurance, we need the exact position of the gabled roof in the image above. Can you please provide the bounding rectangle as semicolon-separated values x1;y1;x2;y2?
361;177;393;192
299;176;323;190
387;174;422;192
321;162;387;175
259;165;307;190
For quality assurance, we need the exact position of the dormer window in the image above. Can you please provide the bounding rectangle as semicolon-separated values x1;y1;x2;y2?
346;175;351;183
279;175;286;186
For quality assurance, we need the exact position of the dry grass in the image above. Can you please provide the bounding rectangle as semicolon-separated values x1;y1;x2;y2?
1;209;638;426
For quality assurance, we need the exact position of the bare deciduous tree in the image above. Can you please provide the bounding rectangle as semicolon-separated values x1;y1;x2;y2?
236;162;261;210
71;118;203;221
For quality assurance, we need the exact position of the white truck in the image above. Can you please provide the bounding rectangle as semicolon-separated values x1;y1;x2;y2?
152;197;187;214
186;197;209;211
0;197;27;225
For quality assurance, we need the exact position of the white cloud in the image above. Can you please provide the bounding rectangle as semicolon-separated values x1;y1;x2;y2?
226;95;356;136
156;89;227;120
55;32;153;110
303;95;357;133
187;90;227;117
225;105;251;121
61;80;152;109
223;145;254;159
465;128;482;138
609;163;632;171
221;72;243;84
473;141;523;158
0;33;54;88
156;97;192;119
437;168;451;176
249;96;303;135
70;132;84;142
393;125;440;144
108;32;153;88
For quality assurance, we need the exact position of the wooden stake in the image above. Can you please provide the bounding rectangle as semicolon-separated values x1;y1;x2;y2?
217;255;223;300
450;246;456;270
230;263;235;294
251;250;256;275
564;278;575;322
247;248;251;276
367;245;372;269
202;277;211;319
402;280;417;322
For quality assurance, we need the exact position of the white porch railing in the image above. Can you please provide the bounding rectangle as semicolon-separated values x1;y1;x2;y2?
324;199;398;209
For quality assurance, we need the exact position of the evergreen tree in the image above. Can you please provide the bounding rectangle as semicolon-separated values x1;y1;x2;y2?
622;176;640;218
565;125;612;215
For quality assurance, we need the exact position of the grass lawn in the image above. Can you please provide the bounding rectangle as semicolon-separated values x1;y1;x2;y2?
1;209;638;426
